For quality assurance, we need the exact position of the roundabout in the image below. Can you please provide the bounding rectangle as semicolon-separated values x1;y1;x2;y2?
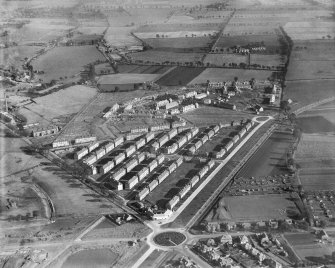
153;231;186;247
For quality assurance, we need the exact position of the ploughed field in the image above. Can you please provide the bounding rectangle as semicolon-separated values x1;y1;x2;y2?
156;67;205;86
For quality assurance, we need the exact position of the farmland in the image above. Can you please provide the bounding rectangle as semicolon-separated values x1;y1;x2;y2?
143;36;214;53
189;68;275;84
1;46;43;69
235;131;294;178
213;34;282;52
156;66;205;86
32;46;105;83
116;64;171;75
206;194;301;223
18;85;97;125
203;53;247;67
296;133;335;191
128;51;205;65
283;80;335;111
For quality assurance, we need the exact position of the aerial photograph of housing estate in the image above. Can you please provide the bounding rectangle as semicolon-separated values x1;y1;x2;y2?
0;0;335;267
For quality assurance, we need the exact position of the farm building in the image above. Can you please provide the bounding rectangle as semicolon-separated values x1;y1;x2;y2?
97;74;159;92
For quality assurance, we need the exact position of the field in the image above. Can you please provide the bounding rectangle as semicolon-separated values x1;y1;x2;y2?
18;85;97;125
214;34;281;52
117;64;171;75
206;194;301;222
104;26;141;47
60;242;149;268
32;46;105;83
156;67;205;86
235;131;294;178
95;63;115;75
4;18;73;44
250;54;286;68
135;23;222;33
284;21;335;40
82;217;151;240
128;51;205;65
61;248;118;268
1;46;43;69
189;68;275;84
179;106;252;127
296;133;335;191
286;60;335;80
143;37;214;53
284;80;335;111
203;53;247;67
285;233;335;264
55;90;151;141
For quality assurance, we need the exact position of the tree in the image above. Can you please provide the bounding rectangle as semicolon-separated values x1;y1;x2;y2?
156;34;160;38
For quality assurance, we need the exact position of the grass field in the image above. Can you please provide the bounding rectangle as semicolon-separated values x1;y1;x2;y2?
117;64;171;75
128;51;205;65
284;80;335;110
214;34;281;50
206;193;301;222
156;67;205;86
82;217;151;240
189;68;275;84
286;60;335;80
19;85;97;125
284;21;335;40
250;54;286;68
32;46;105;83
135;23;221;33
61;248;119;268
1;46;43;69
203;53;247;66
61;242;149;268
179;106;252;127
143;37;214;53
